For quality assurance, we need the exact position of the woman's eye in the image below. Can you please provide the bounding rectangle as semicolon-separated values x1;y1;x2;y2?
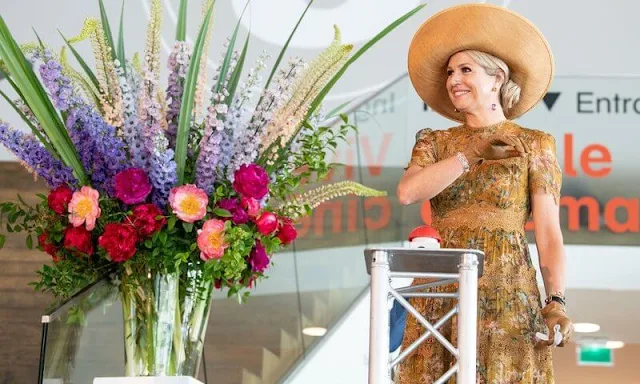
447;70;454;76
462;67;471;73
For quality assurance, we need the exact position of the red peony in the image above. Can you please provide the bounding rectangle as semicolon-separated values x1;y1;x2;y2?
232;164;269;200
128;204;166;237
98;223;139;263
38;231;62;262
63;226;94;256
276;220;298;245
114;168;152;204
248;241;270;273
47;185;73;214
255;212;278;235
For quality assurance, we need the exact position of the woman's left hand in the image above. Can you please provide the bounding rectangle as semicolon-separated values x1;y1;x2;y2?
539;301;573;347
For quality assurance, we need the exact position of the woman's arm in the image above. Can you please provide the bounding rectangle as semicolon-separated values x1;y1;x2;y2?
397;155;471;205
531;193;566;297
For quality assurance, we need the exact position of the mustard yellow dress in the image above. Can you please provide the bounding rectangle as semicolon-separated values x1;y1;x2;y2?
396;121;561;384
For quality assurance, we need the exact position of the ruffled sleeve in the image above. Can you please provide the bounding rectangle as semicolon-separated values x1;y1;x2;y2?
528;131;562;203
406;128;437;170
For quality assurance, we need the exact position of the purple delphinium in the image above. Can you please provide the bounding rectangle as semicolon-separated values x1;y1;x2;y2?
38;50;128;194
195;100;228;194
0;122;76;187
116;62;148;169
165;42;192;149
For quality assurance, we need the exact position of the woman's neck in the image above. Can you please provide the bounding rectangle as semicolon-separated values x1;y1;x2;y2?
463;110;507;128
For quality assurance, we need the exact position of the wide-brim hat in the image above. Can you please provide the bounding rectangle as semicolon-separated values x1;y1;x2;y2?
407;4;554;122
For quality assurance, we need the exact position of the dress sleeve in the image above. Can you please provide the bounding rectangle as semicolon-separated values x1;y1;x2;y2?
406;128;437;170
528;131;562;203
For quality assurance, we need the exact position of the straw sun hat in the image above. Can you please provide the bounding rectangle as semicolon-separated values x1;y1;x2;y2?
407;4;554;122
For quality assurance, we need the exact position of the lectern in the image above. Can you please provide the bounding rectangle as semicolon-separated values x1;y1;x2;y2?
365;248;484;384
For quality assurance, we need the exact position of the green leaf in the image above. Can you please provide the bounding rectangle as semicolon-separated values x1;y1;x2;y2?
26;234;33;249
212;208;232;218
0;17;88;184
174;4;215;184
306;4;426;120
325;99;354;119
183;222;194;233
262;0;314;91
0;87;58;159
0;234;5;249
175;0;189;41
225;31;249;106
99;0;117;62
214;1;248;94
58;31;101;93
159;231;167;245
167;216;176;231
117;0;126;72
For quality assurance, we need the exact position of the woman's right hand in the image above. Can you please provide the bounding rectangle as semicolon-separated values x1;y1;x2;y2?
464;134;529;163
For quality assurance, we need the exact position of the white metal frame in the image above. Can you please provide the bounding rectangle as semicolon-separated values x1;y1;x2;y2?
367;249;480;384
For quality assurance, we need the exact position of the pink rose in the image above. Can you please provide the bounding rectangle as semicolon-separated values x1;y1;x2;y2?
197;219;229;261
114;168;152;204
248;241;269;273
169;184;209;223
68;186;101;231
233;164;269;199
241;197;261;218
255;212;278;235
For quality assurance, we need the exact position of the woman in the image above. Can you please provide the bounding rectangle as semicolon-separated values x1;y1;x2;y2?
395;4;572;383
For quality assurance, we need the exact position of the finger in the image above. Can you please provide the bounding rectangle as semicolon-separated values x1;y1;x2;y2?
520;137;532;154
514;137;530;154
504;149;523;158
505;136;526;154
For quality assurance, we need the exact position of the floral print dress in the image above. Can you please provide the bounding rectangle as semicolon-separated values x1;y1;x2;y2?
396;121;562;384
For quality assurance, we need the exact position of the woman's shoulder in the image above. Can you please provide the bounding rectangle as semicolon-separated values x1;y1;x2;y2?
414;125;459;141
509;122;556;142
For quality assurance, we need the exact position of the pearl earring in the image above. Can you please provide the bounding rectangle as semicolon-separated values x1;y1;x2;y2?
454;108;459;113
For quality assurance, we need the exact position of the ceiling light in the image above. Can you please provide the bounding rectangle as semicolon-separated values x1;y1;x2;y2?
605;341;624;349
573;323;600;333
303;327;327;337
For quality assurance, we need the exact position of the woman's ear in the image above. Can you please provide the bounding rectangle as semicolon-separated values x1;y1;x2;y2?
495;68;506;89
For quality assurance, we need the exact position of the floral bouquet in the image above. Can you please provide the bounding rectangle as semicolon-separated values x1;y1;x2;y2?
0;0;423;377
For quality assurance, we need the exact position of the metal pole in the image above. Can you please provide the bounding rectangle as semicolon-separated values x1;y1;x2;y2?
369;250;391;383
457;253;479;384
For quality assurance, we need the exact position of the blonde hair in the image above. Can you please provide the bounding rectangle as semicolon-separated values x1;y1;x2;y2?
465;50;521;113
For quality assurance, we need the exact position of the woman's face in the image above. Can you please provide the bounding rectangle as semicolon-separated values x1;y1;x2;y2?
446;51;499;114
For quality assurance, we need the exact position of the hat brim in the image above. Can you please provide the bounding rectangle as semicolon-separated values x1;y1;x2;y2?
408;4;554;122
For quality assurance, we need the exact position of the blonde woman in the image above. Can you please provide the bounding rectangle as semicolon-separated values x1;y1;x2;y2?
396;4;572;383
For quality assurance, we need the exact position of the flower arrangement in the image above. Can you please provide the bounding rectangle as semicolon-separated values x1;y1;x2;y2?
0;0;423;376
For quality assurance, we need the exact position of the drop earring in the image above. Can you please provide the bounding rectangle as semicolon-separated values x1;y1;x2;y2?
491;103;497;111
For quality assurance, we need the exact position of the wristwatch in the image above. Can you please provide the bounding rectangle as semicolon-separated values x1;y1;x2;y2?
545;292;566;307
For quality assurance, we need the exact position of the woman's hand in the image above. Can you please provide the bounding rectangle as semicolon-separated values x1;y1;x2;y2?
538;301;573;347
464;134;530;163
